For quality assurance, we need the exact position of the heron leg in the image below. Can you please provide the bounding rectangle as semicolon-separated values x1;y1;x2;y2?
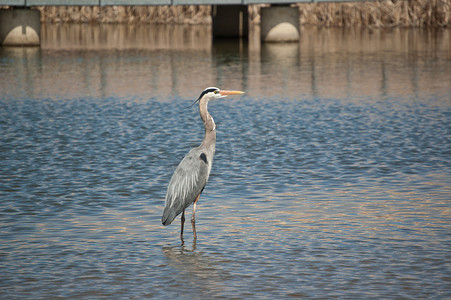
180;209;185;240
191;194;201;224
191;194;200;240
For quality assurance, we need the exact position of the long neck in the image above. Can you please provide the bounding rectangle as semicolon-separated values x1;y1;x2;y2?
199;98;216;148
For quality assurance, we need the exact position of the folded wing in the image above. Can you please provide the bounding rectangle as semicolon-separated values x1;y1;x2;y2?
161;148;209;226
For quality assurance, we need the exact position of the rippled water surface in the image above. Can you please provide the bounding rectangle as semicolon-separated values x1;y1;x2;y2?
1;25;450;298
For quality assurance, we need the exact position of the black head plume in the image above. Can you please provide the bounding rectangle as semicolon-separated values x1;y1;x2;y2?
187;87;220;108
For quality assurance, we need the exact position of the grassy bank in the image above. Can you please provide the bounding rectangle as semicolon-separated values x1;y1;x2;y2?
25;1;451;27
295;0;450;27
37;5;211;24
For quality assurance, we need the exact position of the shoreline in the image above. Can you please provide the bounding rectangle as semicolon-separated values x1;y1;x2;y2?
1;1;450;27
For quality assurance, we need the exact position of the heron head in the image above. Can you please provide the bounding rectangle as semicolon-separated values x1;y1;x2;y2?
195;87;244;103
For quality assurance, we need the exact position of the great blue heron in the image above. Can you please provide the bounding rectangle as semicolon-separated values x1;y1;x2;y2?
162;87;245;240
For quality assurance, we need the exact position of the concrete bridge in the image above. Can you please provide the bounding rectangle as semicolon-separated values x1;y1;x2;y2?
0;0;376;46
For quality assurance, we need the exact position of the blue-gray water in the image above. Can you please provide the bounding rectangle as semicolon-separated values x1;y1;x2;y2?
1;25;450;298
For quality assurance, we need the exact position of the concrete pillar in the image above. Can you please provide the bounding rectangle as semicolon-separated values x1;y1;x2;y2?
0;8;41;46
261;6;299;42
212;5;248;38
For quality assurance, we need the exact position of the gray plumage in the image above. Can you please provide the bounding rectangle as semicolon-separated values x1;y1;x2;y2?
161;87;244;238
161;146;213;226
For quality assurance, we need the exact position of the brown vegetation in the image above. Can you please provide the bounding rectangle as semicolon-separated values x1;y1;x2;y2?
37;5;211;24
295;0;450;27
28;1;451;27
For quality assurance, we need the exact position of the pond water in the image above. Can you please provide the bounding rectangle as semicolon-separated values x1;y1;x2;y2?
0;24;450;298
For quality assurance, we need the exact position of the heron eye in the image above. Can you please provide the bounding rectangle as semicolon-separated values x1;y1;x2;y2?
214;90;218;94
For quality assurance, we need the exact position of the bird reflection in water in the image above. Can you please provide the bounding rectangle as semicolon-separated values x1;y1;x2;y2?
161;242;229;296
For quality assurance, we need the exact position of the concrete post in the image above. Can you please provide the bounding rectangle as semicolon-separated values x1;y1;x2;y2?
0;8;41;46
261;6;299;42
212;5;248;38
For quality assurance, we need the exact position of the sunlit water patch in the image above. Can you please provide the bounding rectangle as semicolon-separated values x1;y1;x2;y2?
1;26;450;298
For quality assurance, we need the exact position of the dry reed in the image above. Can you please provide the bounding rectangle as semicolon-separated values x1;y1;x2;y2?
20;1;450;27
294;0;450;27
37;5;211;24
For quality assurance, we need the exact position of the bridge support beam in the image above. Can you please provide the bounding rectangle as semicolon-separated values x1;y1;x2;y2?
0;8;41;46
212;5;248;38
261;6;299;42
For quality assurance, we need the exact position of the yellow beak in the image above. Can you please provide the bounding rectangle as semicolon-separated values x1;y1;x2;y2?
219;90;245;96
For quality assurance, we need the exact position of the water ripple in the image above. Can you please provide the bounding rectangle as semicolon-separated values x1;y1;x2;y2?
1;29;450;298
